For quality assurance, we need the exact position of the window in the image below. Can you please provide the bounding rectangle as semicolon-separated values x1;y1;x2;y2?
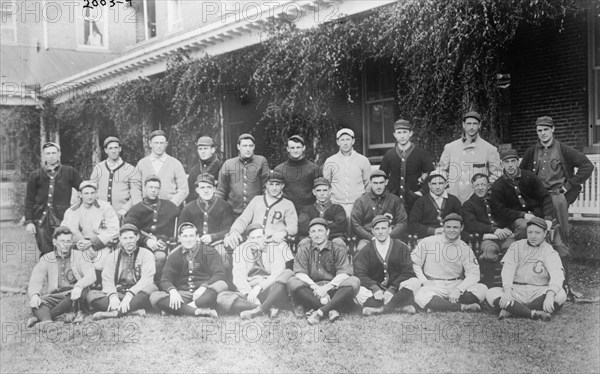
363;60;398;157
78;7;108;49
167;0;182;33
135;0;156;42
0;7;17;44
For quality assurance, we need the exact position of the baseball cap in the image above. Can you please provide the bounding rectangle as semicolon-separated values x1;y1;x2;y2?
267;170;285;183
196;173;215;186
313;177;331;188
149;130;167;141
443;213;463;224
288;135;305;145
196;136;215;146
309;217;329;229
527;217;548;231
535;116;554;128
500;149;519;161
336;128;354;139
238;133;255;143
79;180;97;191
103;136;120;148
393;119;411;131
371;215;390;227
119;223;139;235
463;111;481;122
53;226;72;238
42;142;60;151
370;169;387;180
177;222;197;235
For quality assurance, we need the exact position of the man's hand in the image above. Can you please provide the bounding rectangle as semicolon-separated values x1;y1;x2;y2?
108;295;120;311
224;231;242;249
30;294;41;309
383;291;394;304
270;231;287;243
25;223;37;235
248;286;262;305
494;228;509;240
199;234;212;245
499;290;514;309
192;287;207;301
543;292;555;313
77;239;92;251
86;247;97;261
119;293;133;313
70;286;82;300
169;289;183;310
314;284;332;299
116;209;127;219
448;288;461;303
524;213;535;221
373;290;384;300
146;239;158;251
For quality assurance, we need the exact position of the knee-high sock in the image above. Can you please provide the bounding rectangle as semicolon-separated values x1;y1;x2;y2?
320;286;355;314
51;295;74;319
195;289;218;309
425;295;461;312
119;292;151;315
458;291;480;305
505;300;533;318
91;297;110;312
292;287;321;311
230;298;258;315
156;298;197;316
363;297;384;308
561;256;572;288
260;283;288;311
383;288;414;312
33;305;53;322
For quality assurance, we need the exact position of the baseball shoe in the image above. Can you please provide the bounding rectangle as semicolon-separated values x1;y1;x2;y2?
92;311;118;321
306;310;324;325
63;312;76;324
195;308;218;318
293;305;305;319
498;309;511;320
460;303;481;313
72;311;84;324
26;316;39;328
399;305;416;315
130;309;147;317
269;308;280;319
240;307;263;320
531;310;551;321
328;310;341;323
362;306;384;316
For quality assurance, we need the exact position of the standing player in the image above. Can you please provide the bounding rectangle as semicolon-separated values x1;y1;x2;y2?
187;136;223;203
380;119;434;214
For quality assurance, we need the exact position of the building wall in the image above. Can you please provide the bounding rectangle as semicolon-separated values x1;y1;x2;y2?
508;14;589;154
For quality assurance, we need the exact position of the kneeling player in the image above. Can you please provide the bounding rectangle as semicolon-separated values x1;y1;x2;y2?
412;213;487;312
485;217;567;321
354;215;420;316
150;223;227;317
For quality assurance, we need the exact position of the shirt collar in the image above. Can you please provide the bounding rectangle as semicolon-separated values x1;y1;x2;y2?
45;162;60;173
374;237;391;251
106;157;123;169
430;191;448;200
152;153;167;162
54;248;71;260
504;168;522;180
462;133;479;144
311;240;332;252
537;138;555;149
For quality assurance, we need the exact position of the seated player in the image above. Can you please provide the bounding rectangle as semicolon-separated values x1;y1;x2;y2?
354;215;421;316
180;173;235;265
287;218;360;325
88;224;158;320
27;226;96;327
224;170;298;249
297;177;347;247
150;223;228;318
463;173;514;287
351;170;407;252
412;213;487;312
409;171;462;239
485;217;567;321
61;180;119;285
490;149;554;240
125;175;179;283
217;223;294;319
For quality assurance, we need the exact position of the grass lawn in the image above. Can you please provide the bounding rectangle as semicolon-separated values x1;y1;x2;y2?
1;222;599;373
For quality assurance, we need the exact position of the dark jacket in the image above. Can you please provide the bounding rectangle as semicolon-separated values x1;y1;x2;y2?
490;169;554;228
408;193;462;238
353;239;415;294
25;165;83;224
179;197;235;242
379;145;434;206
124;199;179;246
298;201;347;239
186;156;223;203
274;157;322;211
521;139;594;204
159;243;226;292
462;194;498;235
351;190;407;240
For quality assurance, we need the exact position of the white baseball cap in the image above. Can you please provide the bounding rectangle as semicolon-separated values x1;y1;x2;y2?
336;128;355;139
